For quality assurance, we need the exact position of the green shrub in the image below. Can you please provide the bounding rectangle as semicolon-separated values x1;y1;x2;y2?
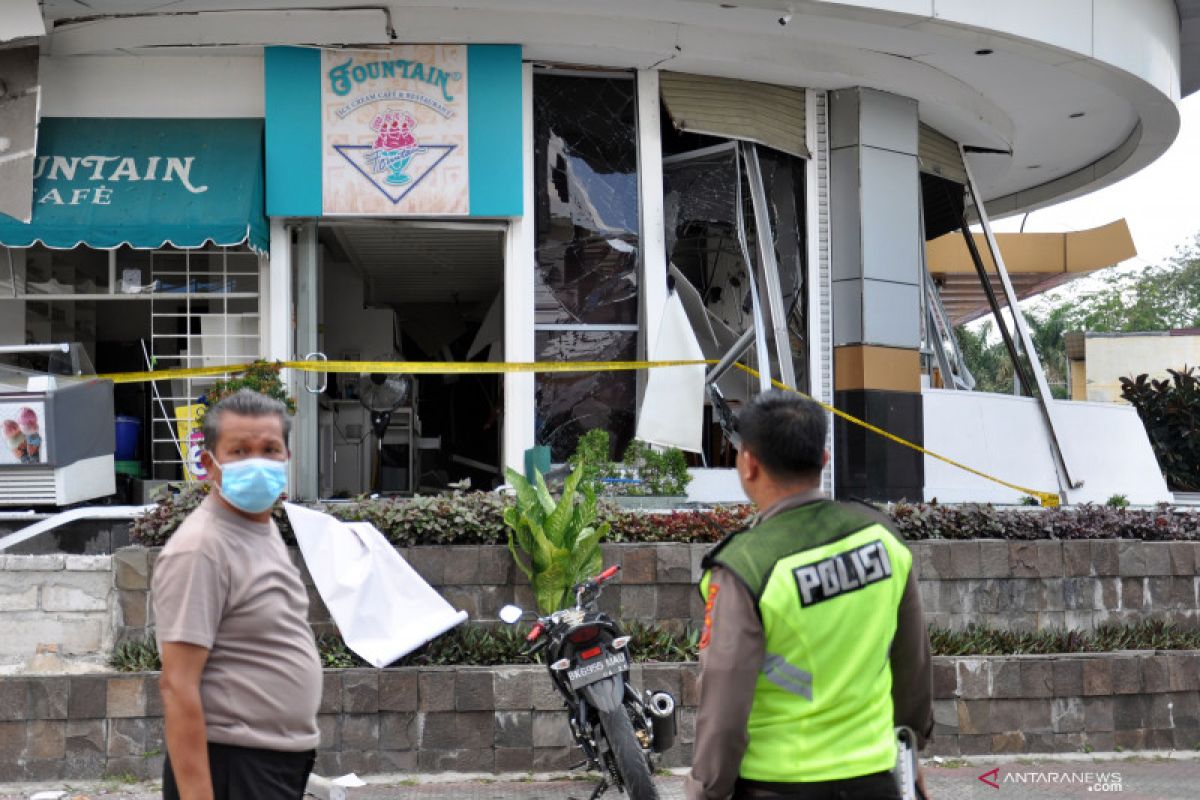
130;489;1200;550
619;440;691;497
110;619;1200;671
326;490;510;547
1121;367;1200;491
504;466;607;614
568;429;693;497
109;638;162;672
929;619;1200;655
129;482;296;547
569;429;613;487
203;361;296;417
110;622;699;672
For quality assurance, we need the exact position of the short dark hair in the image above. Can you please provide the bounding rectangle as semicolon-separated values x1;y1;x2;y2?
736;390;827;481
201;389;292;451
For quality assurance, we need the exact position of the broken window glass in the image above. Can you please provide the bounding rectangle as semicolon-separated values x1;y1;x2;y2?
755;147;808;389
664;146;755;341
535;330;637;462
533;74;639;325
533;72;641;460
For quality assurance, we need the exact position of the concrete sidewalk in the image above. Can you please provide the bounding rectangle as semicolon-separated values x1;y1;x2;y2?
2;755;1198;799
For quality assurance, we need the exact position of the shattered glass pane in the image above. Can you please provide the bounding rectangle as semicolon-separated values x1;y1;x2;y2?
664;148;756;336
756;147;809;389
535;330;637;461
533;74;639;325
664;144;810;402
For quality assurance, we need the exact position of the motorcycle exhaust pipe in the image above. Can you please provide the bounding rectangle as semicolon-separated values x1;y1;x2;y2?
646;691;677;752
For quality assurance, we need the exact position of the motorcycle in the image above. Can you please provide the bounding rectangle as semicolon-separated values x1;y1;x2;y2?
499;564;677;800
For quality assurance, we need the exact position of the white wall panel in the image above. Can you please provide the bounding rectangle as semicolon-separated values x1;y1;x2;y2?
923;390;1171;505
812;0;934;18
39;56;264;118
1093;0;1181;101
923;389;1061;504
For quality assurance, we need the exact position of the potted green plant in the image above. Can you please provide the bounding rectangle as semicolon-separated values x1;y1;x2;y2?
503;465;608;614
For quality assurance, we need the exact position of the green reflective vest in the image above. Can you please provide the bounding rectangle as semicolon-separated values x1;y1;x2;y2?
699;500;912;783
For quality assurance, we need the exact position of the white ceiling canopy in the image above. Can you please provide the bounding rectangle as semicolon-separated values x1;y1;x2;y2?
325;223;504;308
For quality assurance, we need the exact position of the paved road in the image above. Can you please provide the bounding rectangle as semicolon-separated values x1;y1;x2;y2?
3;757;1198;799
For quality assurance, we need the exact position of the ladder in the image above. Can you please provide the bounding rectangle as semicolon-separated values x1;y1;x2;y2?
147;247;262;480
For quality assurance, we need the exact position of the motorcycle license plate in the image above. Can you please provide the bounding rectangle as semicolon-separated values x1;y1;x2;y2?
566;651;629;691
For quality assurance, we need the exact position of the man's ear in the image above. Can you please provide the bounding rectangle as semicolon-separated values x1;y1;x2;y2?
821;449;830;469
738;447;761;484
199;450;217;479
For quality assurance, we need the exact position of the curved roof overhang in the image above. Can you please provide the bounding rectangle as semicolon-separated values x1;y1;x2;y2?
34;0;1186;214
925;219;1137;325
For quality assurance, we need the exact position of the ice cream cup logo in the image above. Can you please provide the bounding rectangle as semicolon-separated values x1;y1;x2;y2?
366;109;426;185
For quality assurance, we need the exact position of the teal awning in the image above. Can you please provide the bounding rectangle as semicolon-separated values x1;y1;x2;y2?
0;118;268;252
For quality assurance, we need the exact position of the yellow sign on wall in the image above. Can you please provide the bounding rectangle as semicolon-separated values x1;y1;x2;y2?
174;403;208;481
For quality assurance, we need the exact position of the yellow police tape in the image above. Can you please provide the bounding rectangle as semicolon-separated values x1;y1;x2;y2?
99;358;1061;507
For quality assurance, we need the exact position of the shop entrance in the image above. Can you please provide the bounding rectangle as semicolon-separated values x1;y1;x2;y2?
311;222;504;497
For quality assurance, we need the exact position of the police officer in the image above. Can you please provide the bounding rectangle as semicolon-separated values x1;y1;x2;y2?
686;391;933;800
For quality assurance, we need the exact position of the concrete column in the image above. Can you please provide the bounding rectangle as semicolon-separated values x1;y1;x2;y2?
502;63;536;474
828;88;923;502
293;223;319;500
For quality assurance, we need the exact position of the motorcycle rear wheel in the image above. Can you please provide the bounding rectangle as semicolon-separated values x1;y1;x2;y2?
598;707;658;800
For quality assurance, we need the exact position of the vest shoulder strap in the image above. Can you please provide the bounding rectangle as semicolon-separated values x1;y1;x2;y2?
710;500;896;599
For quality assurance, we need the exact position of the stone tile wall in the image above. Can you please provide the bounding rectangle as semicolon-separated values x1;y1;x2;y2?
929;651;1200;754
112;540;1200;647
3;653;1199;781
913;540;1200;630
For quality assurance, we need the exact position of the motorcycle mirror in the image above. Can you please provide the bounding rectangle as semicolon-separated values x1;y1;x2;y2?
498;605;524;624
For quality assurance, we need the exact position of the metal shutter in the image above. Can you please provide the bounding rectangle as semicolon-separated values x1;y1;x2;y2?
660;71;809;159
918;123;967;184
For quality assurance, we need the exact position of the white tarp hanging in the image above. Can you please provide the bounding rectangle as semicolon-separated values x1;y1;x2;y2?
285;503;468;668
635;291;706;453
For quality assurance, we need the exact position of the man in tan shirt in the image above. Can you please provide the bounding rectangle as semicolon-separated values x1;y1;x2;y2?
152;389;322;800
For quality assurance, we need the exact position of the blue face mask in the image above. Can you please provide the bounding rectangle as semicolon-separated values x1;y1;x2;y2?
212;457;288;514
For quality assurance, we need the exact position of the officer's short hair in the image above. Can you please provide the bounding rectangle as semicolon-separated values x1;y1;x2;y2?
737;390;826;481
202;389;292;451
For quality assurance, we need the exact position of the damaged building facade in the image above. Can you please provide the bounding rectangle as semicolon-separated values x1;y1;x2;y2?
0;1;1194;505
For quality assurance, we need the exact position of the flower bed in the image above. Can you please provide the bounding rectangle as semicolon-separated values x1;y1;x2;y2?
130;484;1200;548
110;620;1200;673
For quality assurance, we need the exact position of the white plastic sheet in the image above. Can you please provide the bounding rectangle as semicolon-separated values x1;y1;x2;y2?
635;291;706;453
284;503;468;668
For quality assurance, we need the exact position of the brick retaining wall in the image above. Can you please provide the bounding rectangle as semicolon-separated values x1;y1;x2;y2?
106;541;1200;647
0;555;113;664
2;653;1198;782
915;540;1200;631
